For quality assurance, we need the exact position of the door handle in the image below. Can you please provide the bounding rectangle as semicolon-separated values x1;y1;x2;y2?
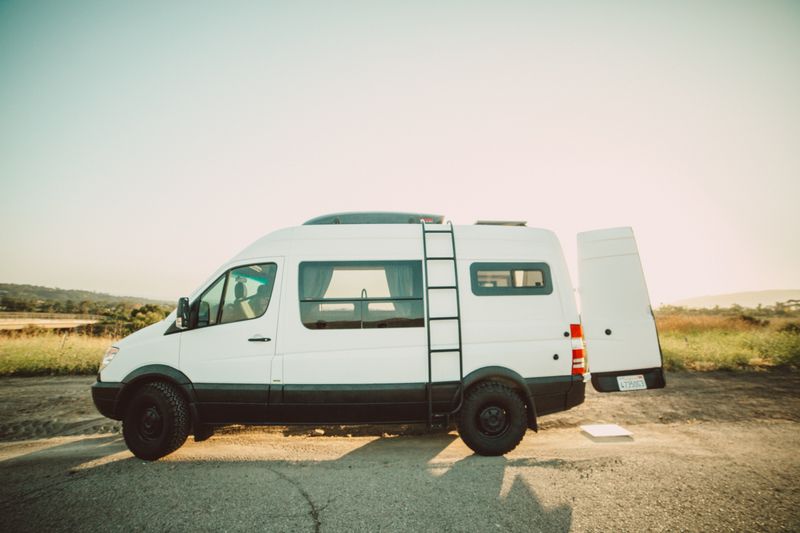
248;335;272;342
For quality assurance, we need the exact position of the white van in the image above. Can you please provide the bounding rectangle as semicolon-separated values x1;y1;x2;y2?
92;212;665;460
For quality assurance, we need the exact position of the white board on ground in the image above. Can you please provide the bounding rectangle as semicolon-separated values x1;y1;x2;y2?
580;424;633;438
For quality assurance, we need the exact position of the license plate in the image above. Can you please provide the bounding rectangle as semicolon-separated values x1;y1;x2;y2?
617;374;647;391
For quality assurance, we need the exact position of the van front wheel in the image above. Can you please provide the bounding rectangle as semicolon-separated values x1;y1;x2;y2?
123;381;190;460
457;381;527;456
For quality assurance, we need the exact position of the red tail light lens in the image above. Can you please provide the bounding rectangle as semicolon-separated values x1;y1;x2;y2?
570;323;586;375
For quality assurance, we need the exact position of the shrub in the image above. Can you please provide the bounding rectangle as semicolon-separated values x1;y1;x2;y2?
747;331;800;369
778;322;800;335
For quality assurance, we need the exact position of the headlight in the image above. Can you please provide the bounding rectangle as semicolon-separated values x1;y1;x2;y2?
99;346;119;371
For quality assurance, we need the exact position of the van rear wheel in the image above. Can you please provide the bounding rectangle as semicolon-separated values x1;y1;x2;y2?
123;381;190;461
457;381;527;456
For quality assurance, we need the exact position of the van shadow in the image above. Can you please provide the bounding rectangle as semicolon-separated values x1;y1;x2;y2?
0;435;128;522
329;434;572;531
0;434;126;470
2;431;572;532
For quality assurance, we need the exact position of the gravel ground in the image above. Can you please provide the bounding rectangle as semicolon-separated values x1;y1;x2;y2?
0;372;798;532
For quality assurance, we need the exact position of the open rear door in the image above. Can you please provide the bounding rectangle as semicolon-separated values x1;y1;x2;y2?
577;227;666;392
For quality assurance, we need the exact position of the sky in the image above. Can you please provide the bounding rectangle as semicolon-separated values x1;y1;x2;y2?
1;0;798;306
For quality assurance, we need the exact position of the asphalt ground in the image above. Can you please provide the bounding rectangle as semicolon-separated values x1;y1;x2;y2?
1;372;798;532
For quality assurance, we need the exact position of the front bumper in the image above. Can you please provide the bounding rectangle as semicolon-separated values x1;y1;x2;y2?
91;380;123;420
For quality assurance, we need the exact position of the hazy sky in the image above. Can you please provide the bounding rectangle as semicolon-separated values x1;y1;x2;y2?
1;1;798;306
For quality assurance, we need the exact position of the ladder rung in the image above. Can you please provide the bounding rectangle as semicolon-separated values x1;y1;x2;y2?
422;222;464;430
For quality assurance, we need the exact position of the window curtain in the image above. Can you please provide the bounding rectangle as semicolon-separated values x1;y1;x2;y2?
385;263;417;316
301;265;334;300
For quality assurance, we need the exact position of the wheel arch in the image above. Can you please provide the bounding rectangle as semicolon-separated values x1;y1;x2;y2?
115;365;197;421
462;366;539;431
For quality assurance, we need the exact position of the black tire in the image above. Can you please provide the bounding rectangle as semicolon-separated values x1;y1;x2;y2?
122;381;190;460
457;381;528;456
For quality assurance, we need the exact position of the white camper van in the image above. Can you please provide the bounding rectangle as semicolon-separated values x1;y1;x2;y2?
92;212;665;460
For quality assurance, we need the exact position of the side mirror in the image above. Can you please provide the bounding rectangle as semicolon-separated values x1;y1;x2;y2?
176;297;190;330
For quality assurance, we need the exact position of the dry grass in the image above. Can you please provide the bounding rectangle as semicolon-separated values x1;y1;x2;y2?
0;332;114;376
655;314;800;371
657;314;750;333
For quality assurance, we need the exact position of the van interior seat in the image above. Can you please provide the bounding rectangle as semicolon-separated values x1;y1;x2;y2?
222;281;254;322
234;282;247;300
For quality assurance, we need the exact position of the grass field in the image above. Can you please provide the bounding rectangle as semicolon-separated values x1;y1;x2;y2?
0;313;798;376
657;314;800;371
0;333;112;376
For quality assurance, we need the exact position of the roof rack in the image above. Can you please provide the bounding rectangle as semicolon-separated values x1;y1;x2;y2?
304;212;445;225
474;220;527;226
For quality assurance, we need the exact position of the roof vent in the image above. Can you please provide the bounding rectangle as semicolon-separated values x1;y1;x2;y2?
304;212;445;225
475;220;527;226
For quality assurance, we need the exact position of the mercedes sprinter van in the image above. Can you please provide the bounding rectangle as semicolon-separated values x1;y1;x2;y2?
92;212;665;460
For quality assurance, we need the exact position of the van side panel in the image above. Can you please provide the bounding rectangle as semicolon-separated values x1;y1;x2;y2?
253;225;582;423
274;229;430;421
457;228;578;382
268;382;458;423
97;224;588;433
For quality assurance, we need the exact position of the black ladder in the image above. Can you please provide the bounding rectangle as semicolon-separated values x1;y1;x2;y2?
421;221;464;429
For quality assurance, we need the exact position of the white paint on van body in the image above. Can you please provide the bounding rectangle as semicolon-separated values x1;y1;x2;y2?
100;222;661;392
249;225;577;386
178;257;284;384
577;227;662;373
101;321;180;382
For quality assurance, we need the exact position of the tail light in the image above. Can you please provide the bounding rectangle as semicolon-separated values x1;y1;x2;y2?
570;323;586;375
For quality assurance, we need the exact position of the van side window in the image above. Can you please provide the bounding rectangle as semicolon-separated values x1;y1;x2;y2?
191;263;277;328
299;261;424;330
470;262;553;296
219;263;278;324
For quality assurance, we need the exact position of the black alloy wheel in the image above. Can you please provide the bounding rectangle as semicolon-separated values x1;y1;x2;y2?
457;381;528;456
137;405;164;441
478;405;509;436
122;381;190;461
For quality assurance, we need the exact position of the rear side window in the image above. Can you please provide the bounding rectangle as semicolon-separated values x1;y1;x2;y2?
470;262;553;296
299;261;424;329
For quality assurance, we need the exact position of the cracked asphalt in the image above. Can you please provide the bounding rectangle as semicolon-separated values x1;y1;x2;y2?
1;372;799;532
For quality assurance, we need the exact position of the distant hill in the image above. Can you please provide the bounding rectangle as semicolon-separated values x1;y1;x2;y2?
0;283;170;306
672;290;800;309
